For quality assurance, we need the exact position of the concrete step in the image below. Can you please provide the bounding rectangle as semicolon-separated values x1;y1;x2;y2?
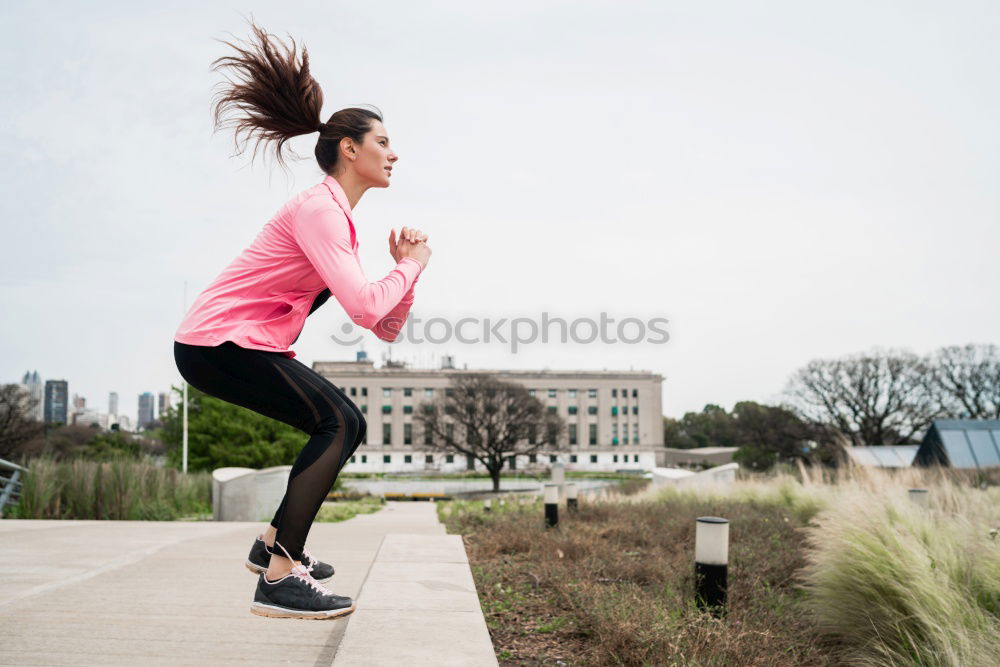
333;533;497;667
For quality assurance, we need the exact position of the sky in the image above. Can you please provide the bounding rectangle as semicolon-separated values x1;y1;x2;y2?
1;0;998;424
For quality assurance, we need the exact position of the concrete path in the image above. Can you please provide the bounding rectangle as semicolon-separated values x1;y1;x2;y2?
0;502;493;666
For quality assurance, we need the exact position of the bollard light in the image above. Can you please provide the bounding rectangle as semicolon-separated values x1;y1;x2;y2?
908;488;929;508
694;516;729;614
484;498;492;512
566;483;579;511
543;483;560;528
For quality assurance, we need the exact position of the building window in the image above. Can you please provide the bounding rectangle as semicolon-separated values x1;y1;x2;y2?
446;454;454;463
529;454;537;463
350;387;357;396
528;388;536;397
350;455;356;463
612;388;617;397
632;406;638;415
568;406;578;415
612;424;618;442
383;454;391;463
589;454;597;463
361;405;367;414
611;406;618;416
424;388;434;397
404;423;412;445
425;454;434;463
382;405;391;414
621;388;627;400
612;437;619;445
445;387;454;397
587;405;597;415
383;387;392;397
588;388;597;398
623;435;629;445
589;423;597;445
570;454;578;463
632;388;637;398
528;424;536;444
422;404;434;414
361;455;367;463
362;387;368;397
404;454;412;463
424;427;433;445
549;454;557;463
633;454;639;462
547;406;557;415
569;424;577;445
382;423;391;445
404;387;413;396
508;456;516;470
548;388;557;398
403;405;413;414
633;424;639;439
568;388;577;398
446;423;454;440
613;454;618;463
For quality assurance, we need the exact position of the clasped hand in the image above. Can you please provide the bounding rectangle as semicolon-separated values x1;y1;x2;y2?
388;226;432;268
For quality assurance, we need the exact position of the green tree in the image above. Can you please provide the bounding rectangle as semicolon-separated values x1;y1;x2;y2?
663;404;739;450
84;431;142;460
731;401;812;470
160;385;308;471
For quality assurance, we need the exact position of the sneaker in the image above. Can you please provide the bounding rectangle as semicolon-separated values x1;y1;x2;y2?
250;542;355;620
245;535;335;583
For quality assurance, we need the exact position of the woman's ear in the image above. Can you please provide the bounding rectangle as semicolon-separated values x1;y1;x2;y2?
339;136;357;161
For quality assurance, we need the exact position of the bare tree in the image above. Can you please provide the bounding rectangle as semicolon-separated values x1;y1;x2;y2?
783;348;940;447
926;344;1000;419
414;373;564;492
0;384;43;461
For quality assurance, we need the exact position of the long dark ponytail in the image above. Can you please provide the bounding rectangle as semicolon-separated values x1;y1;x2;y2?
210;20;382;174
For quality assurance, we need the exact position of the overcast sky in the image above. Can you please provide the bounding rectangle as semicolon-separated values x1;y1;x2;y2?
1;0;998;424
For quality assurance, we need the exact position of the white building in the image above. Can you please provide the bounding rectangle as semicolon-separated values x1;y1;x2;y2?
20;370;44;421
313;356;664;473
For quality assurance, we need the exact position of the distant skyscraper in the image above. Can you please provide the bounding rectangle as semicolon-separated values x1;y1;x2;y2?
44;380;68;425
108;391;119;416
138;392;155;429
157;391;171;419
71;393;86;410
21;370;43;421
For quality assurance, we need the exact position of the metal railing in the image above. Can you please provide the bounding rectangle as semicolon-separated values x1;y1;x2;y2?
0;457;28;518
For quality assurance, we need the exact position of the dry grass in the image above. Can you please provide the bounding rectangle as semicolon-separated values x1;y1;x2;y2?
441;491;837;666
442;466;1000;666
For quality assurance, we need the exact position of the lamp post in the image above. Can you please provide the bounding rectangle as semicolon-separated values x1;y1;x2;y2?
566;482;578;511
694;516;729;614
543;483;559;528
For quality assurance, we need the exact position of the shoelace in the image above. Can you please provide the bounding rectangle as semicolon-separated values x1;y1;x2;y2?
301;546;317;572
270;540;335;597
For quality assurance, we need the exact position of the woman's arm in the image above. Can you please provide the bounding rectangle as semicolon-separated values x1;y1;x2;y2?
292;199;423;330
372;278;418;342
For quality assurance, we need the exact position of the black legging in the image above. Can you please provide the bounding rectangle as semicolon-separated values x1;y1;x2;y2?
173;339;365;562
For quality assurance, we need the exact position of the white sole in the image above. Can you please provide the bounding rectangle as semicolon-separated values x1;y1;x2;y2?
245;559;334;583
250;601;356;620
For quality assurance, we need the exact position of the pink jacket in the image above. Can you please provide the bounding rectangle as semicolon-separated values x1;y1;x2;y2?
174;174;423;358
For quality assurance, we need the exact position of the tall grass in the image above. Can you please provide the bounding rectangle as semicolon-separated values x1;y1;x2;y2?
11;456;211;520
647;465;1000;666
798;468;1000;666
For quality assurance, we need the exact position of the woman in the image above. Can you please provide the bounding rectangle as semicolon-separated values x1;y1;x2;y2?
173;22;432;620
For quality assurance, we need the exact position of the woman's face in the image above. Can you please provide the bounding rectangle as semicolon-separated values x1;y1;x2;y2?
347;120;398;188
